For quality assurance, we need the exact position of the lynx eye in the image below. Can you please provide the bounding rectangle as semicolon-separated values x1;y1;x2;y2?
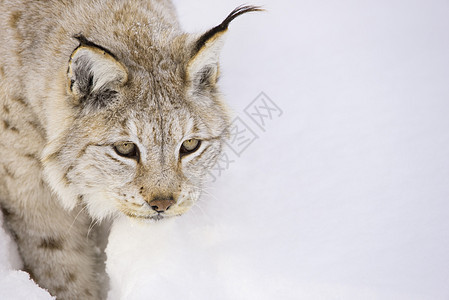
114;142;139;159
180;139;201;155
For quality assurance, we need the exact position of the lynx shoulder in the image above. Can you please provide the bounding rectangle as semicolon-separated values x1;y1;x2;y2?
0;0;260;298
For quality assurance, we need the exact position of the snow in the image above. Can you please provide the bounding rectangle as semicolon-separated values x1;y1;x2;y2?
2;0;449;299
0;213;54;299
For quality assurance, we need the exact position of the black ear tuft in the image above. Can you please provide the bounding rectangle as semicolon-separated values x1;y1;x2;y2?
73;34;118;60
187;5;262;93
193;5;264;55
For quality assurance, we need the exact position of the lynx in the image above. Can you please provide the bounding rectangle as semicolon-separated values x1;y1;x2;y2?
0;1;261;298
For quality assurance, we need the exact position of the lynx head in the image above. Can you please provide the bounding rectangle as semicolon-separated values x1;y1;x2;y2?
42;5;262;221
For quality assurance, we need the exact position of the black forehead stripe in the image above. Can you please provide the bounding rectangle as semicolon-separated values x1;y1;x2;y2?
73;33;118;60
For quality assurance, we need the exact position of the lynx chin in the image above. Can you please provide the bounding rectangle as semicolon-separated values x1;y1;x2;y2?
0;0;261;299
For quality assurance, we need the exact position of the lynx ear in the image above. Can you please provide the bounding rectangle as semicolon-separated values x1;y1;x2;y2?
67;35;128;108
187;5;263;91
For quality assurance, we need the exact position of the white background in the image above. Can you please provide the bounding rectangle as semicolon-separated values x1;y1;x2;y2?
2;0;449;299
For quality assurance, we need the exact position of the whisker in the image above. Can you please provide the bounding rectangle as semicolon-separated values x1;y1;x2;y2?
68;204;88;235
87;218;99;239
193;202;207;217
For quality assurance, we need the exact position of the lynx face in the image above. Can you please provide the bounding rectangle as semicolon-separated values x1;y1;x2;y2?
59;60;228;221
41;6;262;221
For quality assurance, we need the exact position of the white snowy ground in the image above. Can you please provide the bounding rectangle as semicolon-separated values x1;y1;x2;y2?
2;0;449;299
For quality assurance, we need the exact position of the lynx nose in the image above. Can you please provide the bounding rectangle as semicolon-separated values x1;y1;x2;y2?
149;198;175;213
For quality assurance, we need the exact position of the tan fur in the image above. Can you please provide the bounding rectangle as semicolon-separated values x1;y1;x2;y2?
0;1;259;298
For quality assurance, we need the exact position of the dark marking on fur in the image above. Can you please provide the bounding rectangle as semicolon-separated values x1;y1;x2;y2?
26;120;45;138
65;272;77;283
12;96;27;107
120;129;129;137
44;148;62;163
23;153;40;162
8;11;21;29
63;166;74;185
62;176;70;186
27;120;40;130
54;285;68;294
0;205;13;217
0;65;5;78
0;206;19;239
3;120;19;133
3;164;16;178
119;118;128;130
39;237;64;250
70;79;75;91
3;104;10;114
193;5;263;55
77;143;91;158
8;228;19;242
